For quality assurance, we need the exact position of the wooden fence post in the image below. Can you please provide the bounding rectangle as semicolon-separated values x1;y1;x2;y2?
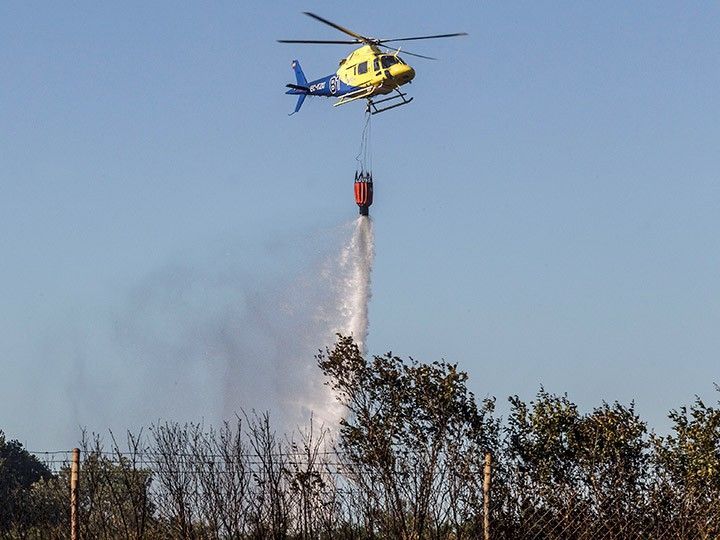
483;452;492;540
71;447;80;540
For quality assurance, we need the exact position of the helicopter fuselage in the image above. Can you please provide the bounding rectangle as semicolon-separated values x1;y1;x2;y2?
286;45;415;112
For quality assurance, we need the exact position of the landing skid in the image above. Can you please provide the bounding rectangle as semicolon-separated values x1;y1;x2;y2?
366;89;413;115
333;85;376;107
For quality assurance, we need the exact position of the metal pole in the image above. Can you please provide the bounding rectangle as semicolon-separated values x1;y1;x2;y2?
71;447;80;540
483;452;492;540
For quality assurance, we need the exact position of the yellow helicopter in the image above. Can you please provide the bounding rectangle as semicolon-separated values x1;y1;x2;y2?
279;12;467;115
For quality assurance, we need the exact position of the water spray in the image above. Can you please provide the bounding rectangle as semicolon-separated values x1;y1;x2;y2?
298;215;374;427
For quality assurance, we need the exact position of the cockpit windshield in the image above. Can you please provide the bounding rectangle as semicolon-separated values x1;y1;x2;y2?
380;55;400;68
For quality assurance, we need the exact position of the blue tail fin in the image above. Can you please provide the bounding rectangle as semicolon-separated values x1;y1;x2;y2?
292;59;307;86
286;60;308;115
291;94;306;115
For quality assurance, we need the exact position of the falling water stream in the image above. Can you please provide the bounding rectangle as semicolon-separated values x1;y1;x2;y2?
292;215;375;427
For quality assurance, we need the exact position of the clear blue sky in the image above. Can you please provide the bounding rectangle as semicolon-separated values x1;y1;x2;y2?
2;1;719;449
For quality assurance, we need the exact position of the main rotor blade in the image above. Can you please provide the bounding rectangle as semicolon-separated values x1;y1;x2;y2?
303;12;370;42
277;39;360;44
381;45;437;61
379;32;468;44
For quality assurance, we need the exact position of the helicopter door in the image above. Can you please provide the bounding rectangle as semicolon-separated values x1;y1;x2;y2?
373;58;381;76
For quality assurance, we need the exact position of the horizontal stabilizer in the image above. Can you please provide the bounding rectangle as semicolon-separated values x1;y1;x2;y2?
286;83;310;94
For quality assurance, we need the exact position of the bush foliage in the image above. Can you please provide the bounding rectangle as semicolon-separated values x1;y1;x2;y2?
1;336;718;539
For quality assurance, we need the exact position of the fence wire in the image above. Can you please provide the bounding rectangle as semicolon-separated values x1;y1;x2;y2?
489;491;720;540
13;443;719;540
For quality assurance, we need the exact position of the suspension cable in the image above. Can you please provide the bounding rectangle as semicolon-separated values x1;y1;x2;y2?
355;111;372;174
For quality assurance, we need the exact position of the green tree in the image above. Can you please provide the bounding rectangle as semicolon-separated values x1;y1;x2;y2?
318;335;499;540
499;390;649;539
0;430;54;535
650;388;720;538
576;401;648;535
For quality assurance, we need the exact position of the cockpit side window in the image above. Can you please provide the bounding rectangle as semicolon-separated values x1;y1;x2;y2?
381;56;399;68
357;61;368;74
